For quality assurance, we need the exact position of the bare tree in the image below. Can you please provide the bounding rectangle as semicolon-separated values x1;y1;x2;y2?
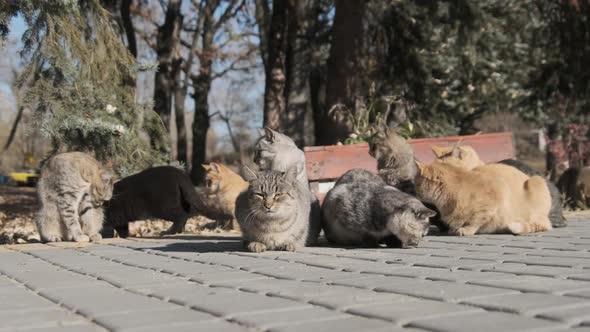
187;0;257;184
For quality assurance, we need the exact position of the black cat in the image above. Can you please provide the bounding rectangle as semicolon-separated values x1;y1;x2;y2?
102;166;201;238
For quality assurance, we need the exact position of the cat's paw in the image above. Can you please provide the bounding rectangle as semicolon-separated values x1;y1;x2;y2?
89;234;102;242
453;227;477;236
42;235;62;243
282;242;297;252
73;234;90;242
401;238;421;249
247;242;267;253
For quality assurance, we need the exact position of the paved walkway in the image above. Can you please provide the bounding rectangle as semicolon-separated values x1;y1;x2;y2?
1;216;590;332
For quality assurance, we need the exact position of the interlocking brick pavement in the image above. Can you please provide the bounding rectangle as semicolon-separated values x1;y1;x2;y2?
1;215;590;331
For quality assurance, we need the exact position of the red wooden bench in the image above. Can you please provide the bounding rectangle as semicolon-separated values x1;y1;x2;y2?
304;132;516;202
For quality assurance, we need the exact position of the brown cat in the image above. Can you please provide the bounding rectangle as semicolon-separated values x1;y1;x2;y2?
199;163;248;230
415;161;552;236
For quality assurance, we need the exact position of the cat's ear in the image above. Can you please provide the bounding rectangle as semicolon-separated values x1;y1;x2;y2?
242;165;258;182
449;140;463;158
415;160;425;173
431;146;448;158
263;127;276;143
283;166;298;183
415;206;436;219
100;170;113;186
209;162;220;173
201;164;211;171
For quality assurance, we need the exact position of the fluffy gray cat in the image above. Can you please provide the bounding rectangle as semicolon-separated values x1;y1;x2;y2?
323;169;435;248
236;166;321;253
36;152;113;242
254;127;308;186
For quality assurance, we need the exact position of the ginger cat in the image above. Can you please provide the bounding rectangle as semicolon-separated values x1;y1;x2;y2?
432;144;567;228
431;144;484;170
415;161;552;235
201;163;248;230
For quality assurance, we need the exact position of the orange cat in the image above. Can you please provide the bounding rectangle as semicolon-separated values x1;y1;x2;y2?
201;163;249;231
431;145;484;170
415;161;552;235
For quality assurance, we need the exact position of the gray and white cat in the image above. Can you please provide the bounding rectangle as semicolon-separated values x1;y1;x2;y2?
322;169;435;248
36;152;113;242
236;166;321;252
254;127;308;186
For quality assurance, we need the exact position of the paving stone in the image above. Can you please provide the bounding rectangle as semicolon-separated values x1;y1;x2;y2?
186;291;311;316
231;306;349;329
468;275;590;294
333;275;518;302
461;293;590;314
307;291;417;310
565;290;590;299
134;281;236;301
267;316;401;332
410;311;566;332
93;308;215;330
122;320;251;332
0;287;57;311
503;256;590;268
536;303;590;324
0;308;89;331
481;263;590;278
347;299;483;324
15;325;107;332
38;285;179;319
254;264;362;282
2;217;590;332
360;265;514;282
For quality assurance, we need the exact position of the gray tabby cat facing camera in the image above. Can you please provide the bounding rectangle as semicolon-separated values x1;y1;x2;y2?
236;165;321;253
322;169;435;248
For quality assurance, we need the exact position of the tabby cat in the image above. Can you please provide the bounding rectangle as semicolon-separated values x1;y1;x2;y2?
323;169;435;248
368;124;417;194
415;161;552;235
432;144;567;227
235;166;321;252
36;152;113;242
254;127;308;186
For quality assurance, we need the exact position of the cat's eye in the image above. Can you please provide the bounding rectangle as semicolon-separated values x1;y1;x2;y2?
275;193;284;198
254;193;264;199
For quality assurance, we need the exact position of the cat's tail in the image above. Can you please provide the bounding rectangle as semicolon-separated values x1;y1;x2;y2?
178;176;206;212
507;220;551;235
509;175;552;234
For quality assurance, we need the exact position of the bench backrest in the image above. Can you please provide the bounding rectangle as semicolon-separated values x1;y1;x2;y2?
304;132;515;201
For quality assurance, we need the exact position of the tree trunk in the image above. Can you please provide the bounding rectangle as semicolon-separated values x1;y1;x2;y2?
190;13;214;185
190;72;211;184
283;0;312;146
254;0;271;69
153;0;183;131
174;67;188;165
317;0;366;145
120;0;137;58
262;0;289;130
2;106;24;153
